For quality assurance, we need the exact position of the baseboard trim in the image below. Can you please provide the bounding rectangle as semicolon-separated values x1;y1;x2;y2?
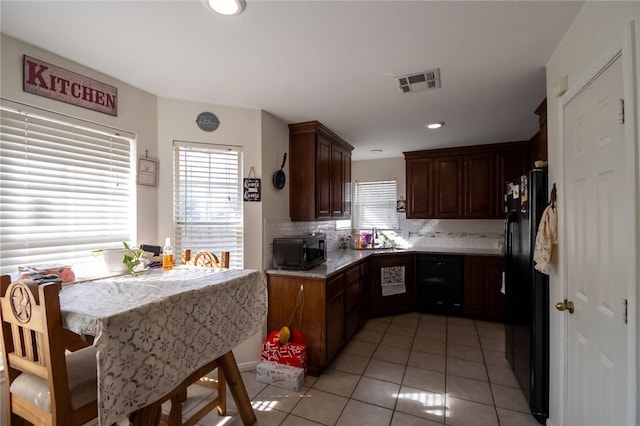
237;360;260;372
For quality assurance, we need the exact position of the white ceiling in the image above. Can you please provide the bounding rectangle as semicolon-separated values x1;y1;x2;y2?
0;1;584;160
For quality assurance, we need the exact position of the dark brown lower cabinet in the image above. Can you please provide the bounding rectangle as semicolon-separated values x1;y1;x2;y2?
344;264;361;342
326;276;345;362
359;260;371;327
267;253;504;375
267;260;368;376
370;253;416;317
463;255;506;322
267;275;329;376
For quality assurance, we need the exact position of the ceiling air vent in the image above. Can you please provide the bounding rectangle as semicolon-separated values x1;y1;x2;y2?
395;68;441;93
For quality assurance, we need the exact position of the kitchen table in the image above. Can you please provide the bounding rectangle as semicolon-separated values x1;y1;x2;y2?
59;267;267;426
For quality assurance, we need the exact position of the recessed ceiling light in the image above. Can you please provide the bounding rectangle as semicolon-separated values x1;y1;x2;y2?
370;149;383;154
425;121;444;129
205;0;246;16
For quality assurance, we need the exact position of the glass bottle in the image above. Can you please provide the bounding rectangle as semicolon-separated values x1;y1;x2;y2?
162;237;174;270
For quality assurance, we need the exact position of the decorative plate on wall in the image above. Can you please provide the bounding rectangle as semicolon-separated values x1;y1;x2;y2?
195;112;220;132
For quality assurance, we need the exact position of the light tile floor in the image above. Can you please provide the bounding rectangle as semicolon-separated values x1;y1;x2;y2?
177;313;544;426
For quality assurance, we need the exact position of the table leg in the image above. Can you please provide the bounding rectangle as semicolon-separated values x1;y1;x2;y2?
218;368;227;415
128;400;162;426
63;329;94;351
219;351;257;426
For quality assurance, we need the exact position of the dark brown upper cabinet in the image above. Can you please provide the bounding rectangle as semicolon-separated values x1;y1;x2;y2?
464;152;496;218
406;157;435;218
289;121;354;221
530;98;548;166
434;156;464;217
405;141;530;219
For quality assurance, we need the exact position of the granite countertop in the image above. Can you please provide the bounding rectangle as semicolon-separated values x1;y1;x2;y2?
265;246;503;279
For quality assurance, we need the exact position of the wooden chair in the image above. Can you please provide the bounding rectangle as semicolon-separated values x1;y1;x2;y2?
162;250;235;426
160;358;227;426
183;250;230;269
0;276;98;426
152;352;255;426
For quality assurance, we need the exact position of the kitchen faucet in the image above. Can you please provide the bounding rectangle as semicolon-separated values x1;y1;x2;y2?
371;227;378;247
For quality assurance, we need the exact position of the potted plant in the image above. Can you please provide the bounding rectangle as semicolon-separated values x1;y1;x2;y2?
93;242;146;275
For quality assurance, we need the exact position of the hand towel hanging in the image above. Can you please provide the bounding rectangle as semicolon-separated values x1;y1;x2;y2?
533;203;558;275
380;266;406;296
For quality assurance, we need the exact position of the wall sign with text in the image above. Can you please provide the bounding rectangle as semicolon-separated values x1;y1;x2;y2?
196;112;220;132
23;55;118;116
243;167;261;202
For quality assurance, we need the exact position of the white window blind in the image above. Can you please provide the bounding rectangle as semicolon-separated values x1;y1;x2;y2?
353;180;398;230
173;141;243;269
0;103;135;278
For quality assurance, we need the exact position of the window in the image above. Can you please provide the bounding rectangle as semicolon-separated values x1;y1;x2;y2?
173;141;243;269
353;180;398;230
0;102;136;278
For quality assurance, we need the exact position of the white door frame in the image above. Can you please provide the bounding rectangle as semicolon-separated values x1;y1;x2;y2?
556;21;638;425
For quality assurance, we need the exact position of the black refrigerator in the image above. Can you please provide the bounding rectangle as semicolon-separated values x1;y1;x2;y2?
503;167;549;424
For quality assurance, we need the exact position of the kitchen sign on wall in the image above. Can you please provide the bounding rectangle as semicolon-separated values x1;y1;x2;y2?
243;167;261;202
23;55;118;116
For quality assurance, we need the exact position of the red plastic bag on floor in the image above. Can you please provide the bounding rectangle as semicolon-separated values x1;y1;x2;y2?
262;331;307;372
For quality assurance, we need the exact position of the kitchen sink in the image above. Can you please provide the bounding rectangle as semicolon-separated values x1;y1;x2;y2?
351;246;397;251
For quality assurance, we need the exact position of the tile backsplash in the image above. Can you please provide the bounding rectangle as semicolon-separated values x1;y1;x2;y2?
399;217;504;251
263;216;505;269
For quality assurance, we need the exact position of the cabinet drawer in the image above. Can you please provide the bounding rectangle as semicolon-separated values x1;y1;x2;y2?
327;273;345;300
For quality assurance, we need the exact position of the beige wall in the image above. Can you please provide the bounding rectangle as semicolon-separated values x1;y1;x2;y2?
546;3;640;425
352;157;406;198
0;34;159;246
260;111;291;219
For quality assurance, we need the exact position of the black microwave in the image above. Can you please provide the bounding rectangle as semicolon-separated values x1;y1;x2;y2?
273;234;327;270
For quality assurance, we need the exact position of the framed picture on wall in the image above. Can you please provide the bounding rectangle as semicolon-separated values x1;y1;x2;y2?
137;157;158;187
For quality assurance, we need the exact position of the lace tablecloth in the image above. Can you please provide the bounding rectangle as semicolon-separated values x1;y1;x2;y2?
59;267;267;426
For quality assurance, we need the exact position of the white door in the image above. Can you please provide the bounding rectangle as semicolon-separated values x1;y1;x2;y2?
562;55;633;425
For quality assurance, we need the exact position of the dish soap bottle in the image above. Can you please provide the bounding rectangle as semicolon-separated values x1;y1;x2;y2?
162;237;174;270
